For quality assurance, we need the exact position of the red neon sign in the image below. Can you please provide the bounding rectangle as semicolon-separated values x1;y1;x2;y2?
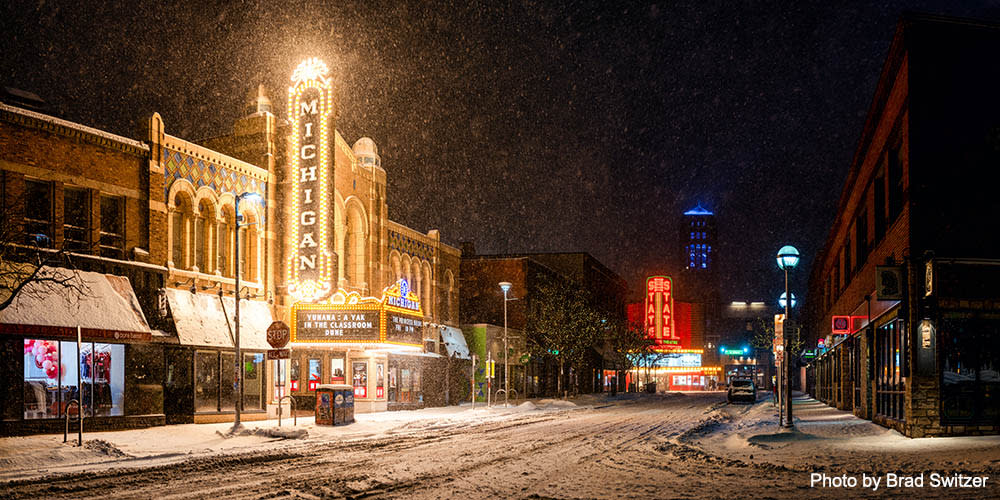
645;276;680;350
831;315;850;334
355;386;367;398
290;380;299;391
307;380;318;391
376;387;384;398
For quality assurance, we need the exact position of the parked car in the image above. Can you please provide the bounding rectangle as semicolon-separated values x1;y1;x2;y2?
727;378;756;403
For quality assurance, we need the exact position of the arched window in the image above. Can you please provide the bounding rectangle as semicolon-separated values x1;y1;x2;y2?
218;206;235;277
412;263;422;311
239;211;258;282
422;260;433;318
195;199;215;273
345;205;366;287
445;270;455;323
171;193;194;270
389;251;402;288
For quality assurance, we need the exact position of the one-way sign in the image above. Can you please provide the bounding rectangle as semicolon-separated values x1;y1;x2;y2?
266;349;290;360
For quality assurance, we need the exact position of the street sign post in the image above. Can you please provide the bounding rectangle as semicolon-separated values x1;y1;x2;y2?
266;349;291;360
267;321;291;349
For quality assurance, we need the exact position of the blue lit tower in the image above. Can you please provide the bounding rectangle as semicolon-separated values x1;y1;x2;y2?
682;203;716;277
680;203;720;359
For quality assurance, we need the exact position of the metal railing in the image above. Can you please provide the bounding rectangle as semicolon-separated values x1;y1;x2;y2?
493;389;519;406
277;395;297;427
64;399;82;446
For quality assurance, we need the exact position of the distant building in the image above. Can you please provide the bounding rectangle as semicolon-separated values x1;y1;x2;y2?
460;247;627;397
678;203;721;360
627;276;717;391
803;13;1000;437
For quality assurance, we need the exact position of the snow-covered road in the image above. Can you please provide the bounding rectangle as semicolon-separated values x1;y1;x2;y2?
2;393;997;499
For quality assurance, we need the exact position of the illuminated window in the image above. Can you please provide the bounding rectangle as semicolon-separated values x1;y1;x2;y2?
171;193;194;269
99;195;125;259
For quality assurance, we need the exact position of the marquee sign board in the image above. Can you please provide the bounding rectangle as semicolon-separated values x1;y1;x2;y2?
293;306;380;342
290;280;424;348
287;58;335;302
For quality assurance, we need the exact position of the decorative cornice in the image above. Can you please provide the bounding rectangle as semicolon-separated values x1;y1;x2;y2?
0;102;149;156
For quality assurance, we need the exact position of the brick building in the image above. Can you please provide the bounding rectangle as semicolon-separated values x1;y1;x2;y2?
803;14;1000;437
460;247;627;398
1;57;466;434
1;100;168;434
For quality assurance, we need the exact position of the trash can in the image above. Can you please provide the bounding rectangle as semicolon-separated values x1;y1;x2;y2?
315;384;336;426
330;384;354;426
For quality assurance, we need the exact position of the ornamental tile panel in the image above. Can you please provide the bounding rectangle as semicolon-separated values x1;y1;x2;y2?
162;147;267;206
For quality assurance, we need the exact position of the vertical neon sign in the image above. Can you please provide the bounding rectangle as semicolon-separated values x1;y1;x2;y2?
645;276;679;349
288;58;335;302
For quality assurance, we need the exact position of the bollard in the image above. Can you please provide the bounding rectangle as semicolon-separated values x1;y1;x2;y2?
63;399;82;446
277;395;297;427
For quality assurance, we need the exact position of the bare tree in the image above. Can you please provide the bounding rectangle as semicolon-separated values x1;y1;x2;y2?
0;197;89;312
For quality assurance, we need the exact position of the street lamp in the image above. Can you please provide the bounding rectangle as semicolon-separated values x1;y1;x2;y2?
778;292;797;310
499;281;513;408
776;245;799;429
232;191;262;432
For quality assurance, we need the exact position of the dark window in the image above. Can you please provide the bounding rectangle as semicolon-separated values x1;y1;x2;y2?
844;239;852;283
855;210;868;272
874;174;886;241
887;144;904;222
875;319;905;421
940;317;1000;425
63;187;89;252
24;180;53;247
99;195;124;259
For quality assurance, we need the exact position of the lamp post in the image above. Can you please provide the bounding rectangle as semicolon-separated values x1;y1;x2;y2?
777;245;800;429
499;281;513;408
232;192;262;433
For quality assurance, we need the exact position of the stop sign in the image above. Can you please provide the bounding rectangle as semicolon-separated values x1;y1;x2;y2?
267;321;290;349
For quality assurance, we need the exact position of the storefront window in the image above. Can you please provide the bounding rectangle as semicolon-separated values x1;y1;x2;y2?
400;368;411;403
875;320;905;421
290;358;300;392
194;351;219;412
941;317;1000;425
331;358;345;384
23;339;123;419
220;352;236;411
308;358;321;391
388;363;398;401
376;363;385;398
243;353;263;410
353;361;368;398
273;360;285;400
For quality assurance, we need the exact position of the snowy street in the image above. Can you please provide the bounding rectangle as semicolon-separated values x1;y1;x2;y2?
2;392;998;499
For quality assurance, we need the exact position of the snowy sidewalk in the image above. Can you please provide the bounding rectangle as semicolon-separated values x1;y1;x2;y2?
684;393;1000;477
0;397;589;483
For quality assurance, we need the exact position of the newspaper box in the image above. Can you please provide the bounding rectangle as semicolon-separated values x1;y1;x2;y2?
315;384;336;426
330;384;353;425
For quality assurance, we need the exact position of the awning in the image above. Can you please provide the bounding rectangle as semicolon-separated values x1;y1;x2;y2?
0;267;151;340
440;326;471;359
165;288;272;350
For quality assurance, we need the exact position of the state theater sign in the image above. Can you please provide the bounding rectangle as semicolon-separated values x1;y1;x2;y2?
290;280;424;348
645;276;686;351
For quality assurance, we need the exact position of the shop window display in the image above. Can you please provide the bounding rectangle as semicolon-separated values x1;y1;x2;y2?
243;353;263;410
331;358;345;384
23;339;123;419
194;351;219;412
308;358;321;391
353;361;367;398
220;352;236;411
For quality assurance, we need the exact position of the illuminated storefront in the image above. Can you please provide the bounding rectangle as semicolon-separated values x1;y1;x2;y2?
628;276;719;391
268;59;462;414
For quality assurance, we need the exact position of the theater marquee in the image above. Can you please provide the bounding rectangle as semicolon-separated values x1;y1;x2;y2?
290;279;424;347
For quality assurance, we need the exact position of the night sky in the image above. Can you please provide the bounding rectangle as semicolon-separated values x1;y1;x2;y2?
4;0;999;304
